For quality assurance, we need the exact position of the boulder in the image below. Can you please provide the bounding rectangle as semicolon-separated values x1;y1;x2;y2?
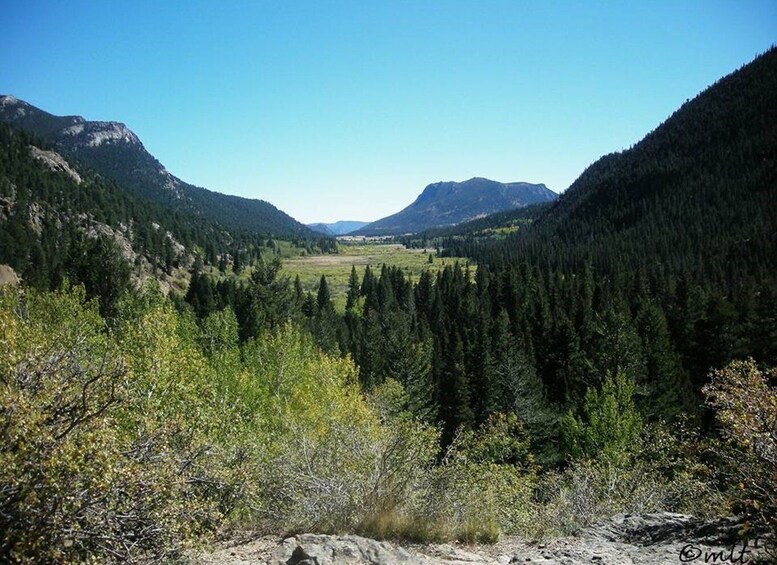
0;264;20;286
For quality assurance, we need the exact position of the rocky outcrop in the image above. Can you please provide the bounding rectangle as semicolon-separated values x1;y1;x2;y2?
274;534;496;565
194;513;770;565
84;220;136;262
0;265;20;286
29;146;82;184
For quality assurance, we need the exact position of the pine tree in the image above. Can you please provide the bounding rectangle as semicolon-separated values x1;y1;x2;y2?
346;265;360;310
561;370;643;465
635;300;695;421
438;333;474;445
316;275;332;312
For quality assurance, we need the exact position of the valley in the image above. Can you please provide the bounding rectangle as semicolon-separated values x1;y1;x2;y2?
280;242;470;308
0;19;775;565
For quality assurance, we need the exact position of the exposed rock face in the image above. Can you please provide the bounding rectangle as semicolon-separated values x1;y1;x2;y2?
587;512;745;547
514;513;765;565
273;534;500;565
0;265;20;286
193;513;770;565
0;196;12;221
83;219;137;262
276;534;424;565
29;146;82;184
61;119;140;147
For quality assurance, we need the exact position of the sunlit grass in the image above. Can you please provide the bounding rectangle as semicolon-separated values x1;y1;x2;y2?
281;243;473;310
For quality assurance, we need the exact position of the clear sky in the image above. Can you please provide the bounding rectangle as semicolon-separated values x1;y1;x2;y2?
2;1;775;223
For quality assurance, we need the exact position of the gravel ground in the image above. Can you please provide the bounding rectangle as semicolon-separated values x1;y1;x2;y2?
190;513;771;565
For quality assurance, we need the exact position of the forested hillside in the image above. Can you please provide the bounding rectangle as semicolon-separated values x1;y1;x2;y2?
399;203;551;248
445;48;777;277
0;95;316;239
0;124;333;313
2;49;776;563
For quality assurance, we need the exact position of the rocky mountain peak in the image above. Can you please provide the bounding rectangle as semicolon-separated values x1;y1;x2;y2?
64;120;141;147
356;177;557;236
0;95;31;118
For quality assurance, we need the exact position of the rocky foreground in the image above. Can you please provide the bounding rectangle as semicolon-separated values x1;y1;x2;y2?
193;513;771;565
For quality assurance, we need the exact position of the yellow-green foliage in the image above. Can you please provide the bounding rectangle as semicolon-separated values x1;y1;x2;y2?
0;284;546;561
419;415;537;542
355;408;539;544
257;380;439;534
561;371;643;466
0;287;238;562
0;285;432;560
704;359;777;541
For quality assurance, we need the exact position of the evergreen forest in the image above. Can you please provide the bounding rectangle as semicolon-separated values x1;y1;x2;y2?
0;48;775;563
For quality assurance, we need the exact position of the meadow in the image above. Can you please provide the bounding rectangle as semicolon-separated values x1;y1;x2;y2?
280;242;472;309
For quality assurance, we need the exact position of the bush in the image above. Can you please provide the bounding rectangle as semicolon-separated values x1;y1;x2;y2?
256;376;440;535
416;414;538;542
256;384;540;545
536;458;676;535
532;419;728;537
0;288;190;561
0;287;248;562
703;359;777;546
561;370;642;466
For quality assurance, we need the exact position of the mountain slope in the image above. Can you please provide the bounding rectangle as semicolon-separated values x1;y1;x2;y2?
307;220;369;236
445;48;777;279
401;202;552;246
0;123;209;302
354;177;556;236
307;223;336;236
0;95;314;239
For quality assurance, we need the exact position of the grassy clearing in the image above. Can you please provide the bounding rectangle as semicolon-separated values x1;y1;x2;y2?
281;243;472;309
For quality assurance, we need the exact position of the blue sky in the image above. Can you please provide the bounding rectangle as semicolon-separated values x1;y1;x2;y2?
2;1;775;223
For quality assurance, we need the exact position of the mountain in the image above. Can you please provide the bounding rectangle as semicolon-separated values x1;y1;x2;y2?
307;223;335;236
442;48;777;279
400;202;552;247
307;220;369;236
0;95;314;239
0;122;206;304
353;177;556;236
0;116;339;315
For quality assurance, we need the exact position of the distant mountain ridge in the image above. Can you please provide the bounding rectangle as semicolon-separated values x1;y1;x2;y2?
307;220;369;236
0;95;314;239
353;177;556;236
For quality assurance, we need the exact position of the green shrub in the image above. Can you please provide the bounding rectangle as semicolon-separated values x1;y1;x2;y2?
256;386;439;534
413;414;538;542
0;287;209;562
561;370;642;466
703;359;777;552
0;287;254;562
532;419;727;537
